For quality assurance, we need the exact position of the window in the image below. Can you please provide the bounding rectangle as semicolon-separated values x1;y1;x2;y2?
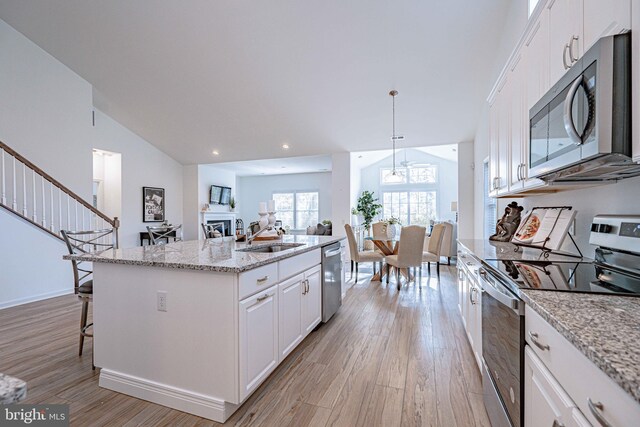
380;165;437;185
483;160;497;239
382;191;436;226
409;166;437;184
273;191;319;229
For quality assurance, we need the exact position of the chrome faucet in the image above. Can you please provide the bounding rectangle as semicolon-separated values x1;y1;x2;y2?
247;226;272;246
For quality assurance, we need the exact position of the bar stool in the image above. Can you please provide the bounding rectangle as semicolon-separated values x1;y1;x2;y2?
61;228;117;367
146;224;183;245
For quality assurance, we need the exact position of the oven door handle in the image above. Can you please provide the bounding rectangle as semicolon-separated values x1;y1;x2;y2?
479;270;520;312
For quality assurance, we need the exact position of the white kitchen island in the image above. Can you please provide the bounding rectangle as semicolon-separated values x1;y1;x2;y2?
66;235;344;422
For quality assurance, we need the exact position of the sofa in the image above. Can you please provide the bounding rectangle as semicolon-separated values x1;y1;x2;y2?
306;222;332;236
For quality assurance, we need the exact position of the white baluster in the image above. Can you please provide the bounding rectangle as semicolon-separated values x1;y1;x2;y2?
22;163;27;216
32;169;37;222
75;199;78;231
41;176;46;227
58;187;62;233
67;195;70;231
50;181;55;232
1;148;5;206
82;206;85;230
12;157;17;211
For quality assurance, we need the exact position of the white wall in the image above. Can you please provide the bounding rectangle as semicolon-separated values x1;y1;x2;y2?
0;18;94;308
331;152;352;238
358;149;458;224
237;172;332;230
92;109;183;249
0;18;184;308
501;178;640;257
457;141;474;239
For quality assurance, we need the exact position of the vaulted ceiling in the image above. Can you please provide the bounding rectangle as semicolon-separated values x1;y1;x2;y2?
0;0;510;164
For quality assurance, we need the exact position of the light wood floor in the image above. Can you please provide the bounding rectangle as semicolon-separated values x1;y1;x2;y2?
0;264;490;426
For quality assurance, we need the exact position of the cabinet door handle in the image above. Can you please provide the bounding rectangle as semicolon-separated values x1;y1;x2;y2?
562;43;571;70
521;163;527;180
256;275;269;283
528;332;550;351
256;293;271;302
587;399;612;427
518;164;523;181
569;35;579;62
306;280;309;294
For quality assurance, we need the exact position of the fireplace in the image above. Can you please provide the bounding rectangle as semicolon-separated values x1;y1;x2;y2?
207;219;233;237
201;212;236;237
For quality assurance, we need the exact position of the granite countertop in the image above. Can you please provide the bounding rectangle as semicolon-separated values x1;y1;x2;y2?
64;235;344;273
521;290;640;404
0;373;27;404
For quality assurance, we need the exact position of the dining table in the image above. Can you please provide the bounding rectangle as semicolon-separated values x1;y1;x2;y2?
369;238;414;283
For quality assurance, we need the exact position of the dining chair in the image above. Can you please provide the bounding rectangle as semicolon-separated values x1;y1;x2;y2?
61;228;117;366
345;224;385;283
371;221;388;240
202;222;225;239
147;224;183;245
422;222;449;278
385;225;426;290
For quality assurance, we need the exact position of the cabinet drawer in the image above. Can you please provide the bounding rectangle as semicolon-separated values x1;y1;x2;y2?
525;305;640;426
238;263;279;300
278;249;320;281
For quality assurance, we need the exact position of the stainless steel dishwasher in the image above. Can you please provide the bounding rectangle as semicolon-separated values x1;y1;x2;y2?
321;242;343;322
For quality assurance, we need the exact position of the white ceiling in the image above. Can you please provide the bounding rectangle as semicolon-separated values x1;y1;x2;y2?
0;0;510;165
212;154;332;177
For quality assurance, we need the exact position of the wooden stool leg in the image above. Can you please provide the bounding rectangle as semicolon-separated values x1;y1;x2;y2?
396;267;401;290
386;266;391;284
79;299;89;356
350;260;354;278
355;262;359;283
437;262;440;278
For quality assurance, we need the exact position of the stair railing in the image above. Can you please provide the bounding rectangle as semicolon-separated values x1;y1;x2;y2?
0;140;119;247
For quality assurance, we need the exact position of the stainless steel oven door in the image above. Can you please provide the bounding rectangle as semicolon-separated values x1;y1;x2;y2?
479;268;524;427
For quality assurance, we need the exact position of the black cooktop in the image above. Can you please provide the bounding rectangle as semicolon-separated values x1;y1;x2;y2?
483;258;640;296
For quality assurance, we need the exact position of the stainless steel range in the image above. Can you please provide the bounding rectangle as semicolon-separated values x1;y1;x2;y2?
479;215;640;427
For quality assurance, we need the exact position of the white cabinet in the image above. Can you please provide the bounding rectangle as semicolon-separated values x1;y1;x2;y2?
526;305;640;426
508;51;527;192
302;265;322;335
457;251;482;371
278;274;304;360
239;284;279;401
488;77;510;197
548;0;582;85
583;0;630;52
486;0;631;198
278;265;322;360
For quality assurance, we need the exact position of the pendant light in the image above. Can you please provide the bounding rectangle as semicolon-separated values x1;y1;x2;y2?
386;90;404;183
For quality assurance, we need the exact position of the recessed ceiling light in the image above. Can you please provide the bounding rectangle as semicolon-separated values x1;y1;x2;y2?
282;144;290;150
212;150;220;156
358;155;363;158
281;166;286;168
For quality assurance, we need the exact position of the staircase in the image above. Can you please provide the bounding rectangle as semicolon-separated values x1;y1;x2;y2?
0;140;119;245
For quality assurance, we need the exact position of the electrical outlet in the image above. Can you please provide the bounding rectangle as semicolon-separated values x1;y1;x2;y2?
157;291;167;312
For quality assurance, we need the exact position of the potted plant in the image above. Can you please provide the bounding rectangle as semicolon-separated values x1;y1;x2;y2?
353;191;382;234
229;197;236;212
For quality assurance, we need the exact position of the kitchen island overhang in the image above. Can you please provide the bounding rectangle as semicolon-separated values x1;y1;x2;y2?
65;235;345;422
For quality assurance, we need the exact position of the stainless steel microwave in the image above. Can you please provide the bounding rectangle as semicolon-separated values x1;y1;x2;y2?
529;32;640;182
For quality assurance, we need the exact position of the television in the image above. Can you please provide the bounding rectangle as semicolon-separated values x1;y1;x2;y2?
210;185;232;205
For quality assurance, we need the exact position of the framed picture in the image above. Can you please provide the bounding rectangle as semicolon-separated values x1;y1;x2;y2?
143;187;165;222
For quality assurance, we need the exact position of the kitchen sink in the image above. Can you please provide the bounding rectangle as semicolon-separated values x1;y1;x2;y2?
237;243;305;253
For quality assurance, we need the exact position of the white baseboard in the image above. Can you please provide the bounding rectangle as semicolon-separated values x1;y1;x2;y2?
0;288;73;310
99;369;238;423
